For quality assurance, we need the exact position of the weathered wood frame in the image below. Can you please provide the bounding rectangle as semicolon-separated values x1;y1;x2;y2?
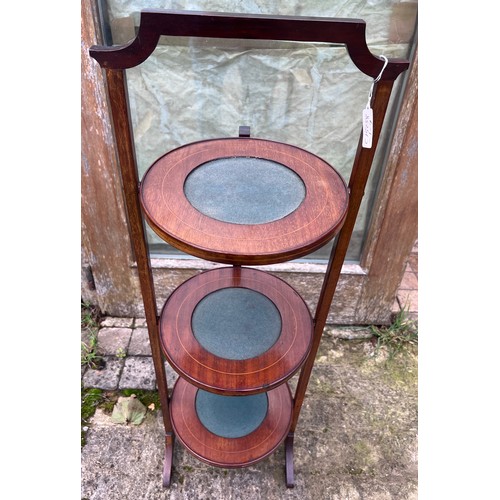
85;8;410;487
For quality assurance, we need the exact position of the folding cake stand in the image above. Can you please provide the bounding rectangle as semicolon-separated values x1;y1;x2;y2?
89;9;409;488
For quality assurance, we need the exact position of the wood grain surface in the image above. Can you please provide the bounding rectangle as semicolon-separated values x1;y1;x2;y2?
170;378;292;468
140;138;349;265
89;10;409;80
160;266;313;395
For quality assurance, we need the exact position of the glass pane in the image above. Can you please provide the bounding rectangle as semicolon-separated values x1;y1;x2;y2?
97;0;417;262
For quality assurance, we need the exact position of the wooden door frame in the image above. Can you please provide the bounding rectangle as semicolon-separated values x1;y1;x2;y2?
81;4;417;325
357;45;418;323
81;1;142;314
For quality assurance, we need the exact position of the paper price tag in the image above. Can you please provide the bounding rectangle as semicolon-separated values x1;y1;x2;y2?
362;107;373;149
361;55;387;150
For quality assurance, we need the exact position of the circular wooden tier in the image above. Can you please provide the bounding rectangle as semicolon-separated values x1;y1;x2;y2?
140;137;349;265
160;266;313;395
170;378;292;468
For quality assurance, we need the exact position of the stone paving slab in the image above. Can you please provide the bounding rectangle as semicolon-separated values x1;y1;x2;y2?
128;327;152;356
82;337;418;499
119;356;156;390
162;361;179;393
324;326;373;340
100;317;134;328
97;327;132;356
134;318;148;328
82;244;418;497
82;357;124;390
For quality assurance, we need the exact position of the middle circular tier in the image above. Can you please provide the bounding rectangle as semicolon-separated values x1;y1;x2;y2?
140;137;349;265
160;266;313;395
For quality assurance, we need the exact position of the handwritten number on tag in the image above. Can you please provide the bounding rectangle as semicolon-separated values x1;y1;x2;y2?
362;55;388;149
362;108;373;149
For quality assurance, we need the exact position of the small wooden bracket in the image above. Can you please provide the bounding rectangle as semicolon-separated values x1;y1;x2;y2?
238;125;251;137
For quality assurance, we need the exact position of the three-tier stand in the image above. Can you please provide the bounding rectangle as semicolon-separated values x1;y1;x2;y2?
89;9;409;488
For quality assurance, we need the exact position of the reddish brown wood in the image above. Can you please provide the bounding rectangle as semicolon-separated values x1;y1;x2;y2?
88;8;411;487
89;10;408;79
160;266;312;395
162;433;174;487
285;433;295;488
104;69;173;435
170;378;292;468
140;138;349;265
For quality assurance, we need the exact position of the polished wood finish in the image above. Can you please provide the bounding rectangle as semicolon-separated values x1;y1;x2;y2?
140;138;349;265
103;67;173;437
160;266;313;395
170;378;292;468
285;433;295;488
83;8;416;326
89;9;408;80
162;433;174;487
88;8;410;487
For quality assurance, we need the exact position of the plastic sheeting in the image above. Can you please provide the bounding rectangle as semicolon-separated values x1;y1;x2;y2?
104;1;416;260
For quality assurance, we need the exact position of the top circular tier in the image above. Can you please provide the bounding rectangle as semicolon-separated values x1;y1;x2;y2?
140;138;349;265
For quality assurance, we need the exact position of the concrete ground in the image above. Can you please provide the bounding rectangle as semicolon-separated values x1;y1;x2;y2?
81;245;418;499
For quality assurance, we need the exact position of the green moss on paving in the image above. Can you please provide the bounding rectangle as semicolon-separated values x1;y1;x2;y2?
81;387;104;447
120;389;161;411
81;388;161;447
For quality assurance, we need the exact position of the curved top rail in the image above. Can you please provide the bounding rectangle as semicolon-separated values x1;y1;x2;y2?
89;9;409;80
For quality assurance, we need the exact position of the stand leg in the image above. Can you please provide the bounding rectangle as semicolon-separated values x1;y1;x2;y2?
163;433;175;487
285;432;295;488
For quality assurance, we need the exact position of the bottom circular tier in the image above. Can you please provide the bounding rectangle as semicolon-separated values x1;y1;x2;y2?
170;378;292;468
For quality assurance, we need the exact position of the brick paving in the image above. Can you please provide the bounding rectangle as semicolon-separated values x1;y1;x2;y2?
396;240;419;321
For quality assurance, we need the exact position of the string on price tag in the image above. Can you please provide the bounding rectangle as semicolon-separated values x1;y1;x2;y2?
362;55;388;149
